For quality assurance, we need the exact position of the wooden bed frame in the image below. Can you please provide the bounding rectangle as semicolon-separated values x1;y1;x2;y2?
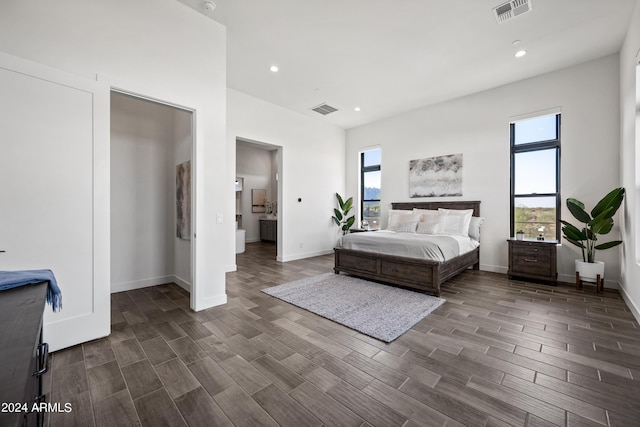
334;201;481;296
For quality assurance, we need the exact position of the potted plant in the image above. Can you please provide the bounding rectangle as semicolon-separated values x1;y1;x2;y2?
332;193;355;236
561;187;625;282
516;230;524;240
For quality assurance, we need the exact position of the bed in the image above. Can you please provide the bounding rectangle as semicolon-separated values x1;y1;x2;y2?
334;201;481;296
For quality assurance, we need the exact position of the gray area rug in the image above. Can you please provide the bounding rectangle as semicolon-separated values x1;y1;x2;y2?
261;273;446;342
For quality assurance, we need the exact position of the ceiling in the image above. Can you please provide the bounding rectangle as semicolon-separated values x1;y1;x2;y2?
179;0;636;129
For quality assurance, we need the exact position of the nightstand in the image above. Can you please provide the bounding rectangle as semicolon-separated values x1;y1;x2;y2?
508;238;558;284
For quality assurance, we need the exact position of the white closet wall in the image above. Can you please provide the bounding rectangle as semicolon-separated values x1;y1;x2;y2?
111;92;192;292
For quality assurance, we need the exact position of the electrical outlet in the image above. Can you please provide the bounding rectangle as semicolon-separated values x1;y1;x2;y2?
216;214;223;224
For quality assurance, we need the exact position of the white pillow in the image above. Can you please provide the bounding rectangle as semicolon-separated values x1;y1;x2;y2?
396;221;418;233
416;222;440;235
435;215;465;235
386;209;411;229
468;217;485;241
413;208;439;222
387;210;421;231
437;208;473;236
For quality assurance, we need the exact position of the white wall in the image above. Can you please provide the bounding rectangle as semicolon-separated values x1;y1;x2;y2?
110;93;192;293
347;55;621;285
620;0;640;319
236;142;274;243
227;89;346;267
0;0;227;312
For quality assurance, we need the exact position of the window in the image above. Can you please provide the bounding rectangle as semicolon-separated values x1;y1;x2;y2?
361;148;381;230
510;113;561;240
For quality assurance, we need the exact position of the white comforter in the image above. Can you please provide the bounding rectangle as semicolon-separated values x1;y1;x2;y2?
340;230;479;262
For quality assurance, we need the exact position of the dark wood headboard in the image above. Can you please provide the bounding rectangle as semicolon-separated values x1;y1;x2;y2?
391;200;481;217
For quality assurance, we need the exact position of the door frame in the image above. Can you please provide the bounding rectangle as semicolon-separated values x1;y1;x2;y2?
235;138;282;261
109;87;198;310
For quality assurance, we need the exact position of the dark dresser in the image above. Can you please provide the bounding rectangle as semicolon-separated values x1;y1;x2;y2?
508;238;558;284
0;281;49;427
259;219;277;242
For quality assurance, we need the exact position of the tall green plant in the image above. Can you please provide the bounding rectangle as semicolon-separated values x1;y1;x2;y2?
560;187;625;263
332;193;355;235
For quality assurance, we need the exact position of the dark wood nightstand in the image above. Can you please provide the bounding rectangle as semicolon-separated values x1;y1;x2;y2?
508;238;558;284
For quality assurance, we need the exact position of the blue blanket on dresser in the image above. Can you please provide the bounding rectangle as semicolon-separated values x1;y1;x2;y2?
0;269;62;312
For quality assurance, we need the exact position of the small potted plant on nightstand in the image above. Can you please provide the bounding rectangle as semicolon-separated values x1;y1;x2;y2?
561;187;625;291
515;229;525;240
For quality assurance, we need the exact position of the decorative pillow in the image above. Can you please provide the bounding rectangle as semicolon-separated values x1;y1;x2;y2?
396;221;418;233
416;221;440;235
468;217;485;241
387;210;421;231
413;208;439;222
437;208;473;236
436;215;467;235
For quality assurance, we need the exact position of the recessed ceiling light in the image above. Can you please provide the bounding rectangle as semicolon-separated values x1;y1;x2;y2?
270;65;279;72
354;107;361;112
515;50;527;58
203;1;216;11
512;40;521;45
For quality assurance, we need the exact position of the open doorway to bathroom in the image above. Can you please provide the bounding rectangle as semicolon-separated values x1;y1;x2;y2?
236;138;281;260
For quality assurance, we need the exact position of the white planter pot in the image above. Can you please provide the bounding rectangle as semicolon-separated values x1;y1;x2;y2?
575;260;605;282
516;233;524;240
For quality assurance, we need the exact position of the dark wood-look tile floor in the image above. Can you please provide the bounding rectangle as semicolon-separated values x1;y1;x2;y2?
45;242;640;426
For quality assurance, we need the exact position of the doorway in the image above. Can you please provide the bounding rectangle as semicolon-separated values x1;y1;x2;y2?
236;138;281;260
110;91;195;298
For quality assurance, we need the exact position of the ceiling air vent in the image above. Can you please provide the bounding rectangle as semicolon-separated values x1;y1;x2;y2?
493;0;532;23
311;103;338;115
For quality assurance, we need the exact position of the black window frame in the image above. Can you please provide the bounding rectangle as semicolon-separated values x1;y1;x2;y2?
510;114;561;241
360;149;381;228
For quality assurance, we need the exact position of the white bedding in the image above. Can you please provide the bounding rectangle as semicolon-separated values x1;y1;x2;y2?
340;230;479;262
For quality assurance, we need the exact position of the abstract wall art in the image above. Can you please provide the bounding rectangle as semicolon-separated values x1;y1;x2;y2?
409;153;462;197
176;161;191;239
252;189;267;213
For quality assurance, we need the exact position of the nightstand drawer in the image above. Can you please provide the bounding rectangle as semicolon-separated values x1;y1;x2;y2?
512;255;552;276
510;242;552;257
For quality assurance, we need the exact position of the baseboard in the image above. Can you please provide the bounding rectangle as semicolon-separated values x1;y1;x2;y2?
173;275;191;293
245;237;261;243
619;285;640;323
277;248;334;262
480;264;508;274
557;273;619;290
225;264;238;272
192;292;227;311
476;266;620;289
45;313;110;352
111;275;192;293
111;275;176;293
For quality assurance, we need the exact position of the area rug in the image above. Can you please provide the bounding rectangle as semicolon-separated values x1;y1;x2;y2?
261;273;446;342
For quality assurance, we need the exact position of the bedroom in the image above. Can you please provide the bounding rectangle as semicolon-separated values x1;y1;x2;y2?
1;0;640;426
